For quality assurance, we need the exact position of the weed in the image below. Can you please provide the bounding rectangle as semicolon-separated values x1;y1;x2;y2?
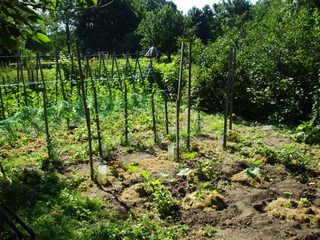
255;145;278;164
278;144;310;171
196;158;217;181
142;180;179;219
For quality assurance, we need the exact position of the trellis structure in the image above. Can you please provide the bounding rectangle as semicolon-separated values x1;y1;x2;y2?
0;43;195;178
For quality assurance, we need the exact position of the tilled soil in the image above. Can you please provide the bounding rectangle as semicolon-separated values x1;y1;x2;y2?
66;129;320;240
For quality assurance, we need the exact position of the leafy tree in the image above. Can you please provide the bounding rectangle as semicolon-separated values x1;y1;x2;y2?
0;0;52;53
130;0;166;16
76;0;140;53
137;3;184;61
194;0;320;124
187;5;213;43
211;0;251;40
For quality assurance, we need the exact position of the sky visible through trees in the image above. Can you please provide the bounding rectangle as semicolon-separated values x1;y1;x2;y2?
172;0;257;13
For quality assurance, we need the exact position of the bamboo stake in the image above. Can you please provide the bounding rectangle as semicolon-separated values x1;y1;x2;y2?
223;49;233;150
0;81;5;120
149;59;158;144
38;55;54;166
151;87;158;144
20;59;28;106
103;54;113;104
187;42;192;151
56;52;70;129
86;58;103;158
176;42;184;161
76;45;94;181
164;94;169;135
16;56;21;108
229;48;236;130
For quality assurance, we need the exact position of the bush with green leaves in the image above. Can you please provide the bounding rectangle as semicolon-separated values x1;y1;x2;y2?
296;120;320;144
193;0;320;124
195;158;217;181
79;215;187;240
255;145;278;164
142;180;179;219
0;168;105;240
277;144;311;172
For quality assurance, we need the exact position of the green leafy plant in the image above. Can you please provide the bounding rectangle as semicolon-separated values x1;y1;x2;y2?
296;120;320;145
196;159;217;181
142;180;179;219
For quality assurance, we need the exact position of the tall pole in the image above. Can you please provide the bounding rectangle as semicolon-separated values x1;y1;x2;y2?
0;79;5;120
56;52;70;129
76;45;94;181
229;48;236;130
223;48;233;150
176;42;184;161
87;57;103;158
38;55;54;166
187;41;192;152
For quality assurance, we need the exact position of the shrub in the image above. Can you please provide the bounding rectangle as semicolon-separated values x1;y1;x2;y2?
143;180;179;219
296;120;320;145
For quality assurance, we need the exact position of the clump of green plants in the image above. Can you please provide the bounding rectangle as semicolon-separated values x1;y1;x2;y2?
0;167;106;240
203;226;217;238
278;144;311;172
141;180;179;219
296;120;320;145
255;145;278;164
195;158;217;181
79;214;188;240
227;130;251;148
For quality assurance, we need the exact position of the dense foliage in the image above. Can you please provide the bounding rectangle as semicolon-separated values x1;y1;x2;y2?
194;0;320;124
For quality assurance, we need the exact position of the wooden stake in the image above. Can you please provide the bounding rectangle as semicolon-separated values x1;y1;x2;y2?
56;52;70;129
0;80;5;120
164;94;169;135
76;45;94;181
229;48;236;130
187;41;192;151
38;55;54;165
86;58;103;158
176;42;184;161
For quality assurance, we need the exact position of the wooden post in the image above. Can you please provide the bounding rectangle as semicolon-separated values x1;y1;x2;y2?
105;55;113;109
151;87;158;144
16;56;21;108
76;45;94;181
187;41;192;151
0;80;5;120
123;58;129;146
164;94;169;135
35;58;41;108
176;42;184;161
56;52;70;129
123;79;129;145
86;58;103;158
229;48;236;130
19;58;28;107
223;48;233;150
149;58;158;144
38;55;54;165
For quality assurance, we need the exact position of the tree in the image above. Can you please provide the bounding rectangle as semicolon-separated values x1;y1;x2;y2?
193;0;320;125
0;0;52;54
76;0;139;53
137;3;184;61
211;0;251;40
188;5;214;44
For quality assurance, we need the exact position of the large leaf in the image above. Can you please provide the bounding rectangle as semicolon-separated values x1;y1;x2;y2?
34;32;51;44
